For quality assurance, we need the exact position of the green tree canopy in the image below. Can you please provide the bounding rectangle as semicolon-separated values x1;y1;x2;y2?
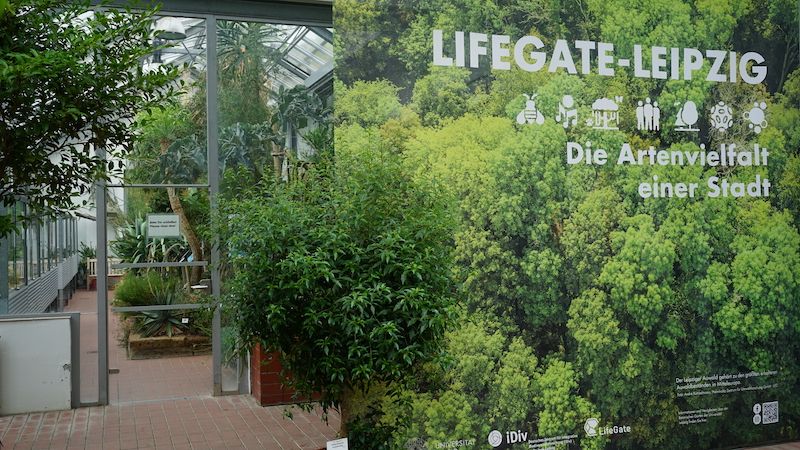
0;0;181;235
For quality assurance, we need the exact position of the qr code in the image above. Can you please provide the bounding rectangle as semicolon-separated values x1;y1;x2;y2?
762;401;779;424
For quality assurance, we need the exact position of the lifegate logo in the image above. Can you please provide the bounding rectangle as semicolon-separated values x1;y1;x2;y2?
584;418;599;436
584;418;632;437
487;429;528;447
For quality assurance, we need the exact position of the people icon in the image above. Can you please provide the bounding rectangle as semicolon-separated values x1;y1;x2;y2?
636;98;660;131
637;100;644;129
653;101;660;131
675;100;699;131
555;95;578;129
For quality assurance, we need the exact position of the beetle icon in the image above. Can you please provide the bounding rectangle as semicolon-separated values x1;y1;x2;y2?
517;94;545;125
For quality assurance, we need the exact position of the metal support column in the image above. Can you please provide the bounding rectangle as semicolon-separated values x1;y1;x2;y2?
0;203;8;315
207;16;223;396
96;146;109;405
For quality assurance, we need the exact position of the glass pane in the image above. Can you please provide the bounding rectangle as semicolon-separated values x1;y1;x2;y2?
26;219;37;281
215;20;334;395
122;17;209;187
59;218;67;260
92;17;214;403
106;186;212;400
40;221;48;272
49;220;54;267
7;204;23;291
108;186;209;275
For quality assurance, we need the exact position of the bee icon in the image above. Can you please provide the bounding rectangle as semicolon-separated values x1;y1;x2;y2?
516;94;545;125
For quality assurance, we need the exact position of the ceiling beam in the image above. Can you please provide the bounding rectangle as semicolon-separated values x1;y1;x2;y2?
91;0;332;26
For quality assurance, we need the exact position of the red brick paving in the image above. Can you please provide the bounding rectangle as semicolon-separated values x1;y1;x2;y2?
64;290;212;405
0;395;338;449
64;290;99;405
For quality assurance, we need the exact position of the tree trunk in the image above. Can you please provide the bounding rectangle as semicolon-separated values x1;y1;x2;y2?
337;386;355;438
160;139;204;285
167;186;204;284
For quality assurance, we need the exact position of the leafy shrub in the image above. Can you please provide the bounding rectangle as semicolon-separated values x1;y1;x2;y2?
114;272;213;339
77;243;96;288
223;144;458;434
113;272;181;307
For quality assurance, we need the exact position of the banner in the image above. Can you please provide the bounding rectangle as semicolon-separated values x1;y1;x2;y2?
334;1;800;448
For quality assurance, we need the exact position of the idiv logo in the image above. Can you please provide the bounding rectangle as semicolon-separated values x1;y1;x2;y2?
487;430;503;448
584;418;599;437
487;429;528;448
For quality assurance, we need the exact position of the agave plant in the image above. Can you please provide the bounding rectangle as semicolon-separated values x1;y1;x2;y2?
135;287;189;338
111;216;148;264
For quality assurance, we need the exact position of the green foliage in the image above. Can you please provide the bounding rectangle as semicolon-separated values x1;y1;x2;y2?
534;359;602;449
216;21;282;127
110;216;188;266
345;410;395;450
411;67;471;126
386;316;603;448
76;243;96;288
0;0;182;236
222;143;459;415
114;272;210;338
562;188;627;296
135;288;186;338
78;243;96;261
130;105;204;185
111;217;148;265
334;79;403;127
716;202;800;346
332;1;800;447
114;272;182;308
599;215;678;340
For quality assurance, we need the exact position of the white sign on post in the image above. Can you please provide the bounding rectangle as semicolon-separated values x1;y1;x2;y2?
326;438;348;450
147;213;181;238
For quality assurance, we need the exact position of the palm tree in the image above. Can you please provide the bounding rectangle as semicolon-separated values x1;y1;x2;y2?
128;22;331;284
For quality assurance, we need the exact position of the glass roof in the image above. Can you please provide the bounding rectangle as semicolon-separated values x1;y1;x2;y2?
150;17;333;93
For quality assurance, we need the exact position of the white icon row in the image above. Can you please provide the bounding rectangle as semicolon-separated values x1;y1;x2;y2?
516;95;768;134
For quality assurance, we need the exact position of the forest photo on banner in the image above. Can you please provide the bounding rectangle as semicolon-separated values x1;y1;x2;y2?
333;1;799;449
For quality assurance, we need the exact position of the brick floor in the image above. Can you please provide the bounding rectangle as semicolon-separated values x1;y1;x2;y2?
0;395;339;450
64;290;212;405
64;290;99;405
1;290;340;449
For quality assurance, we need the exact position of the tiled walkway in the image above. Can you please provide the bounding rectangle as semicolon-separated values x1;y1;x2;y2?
0;395;338;449
11;289;340;449
64;290;212;405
